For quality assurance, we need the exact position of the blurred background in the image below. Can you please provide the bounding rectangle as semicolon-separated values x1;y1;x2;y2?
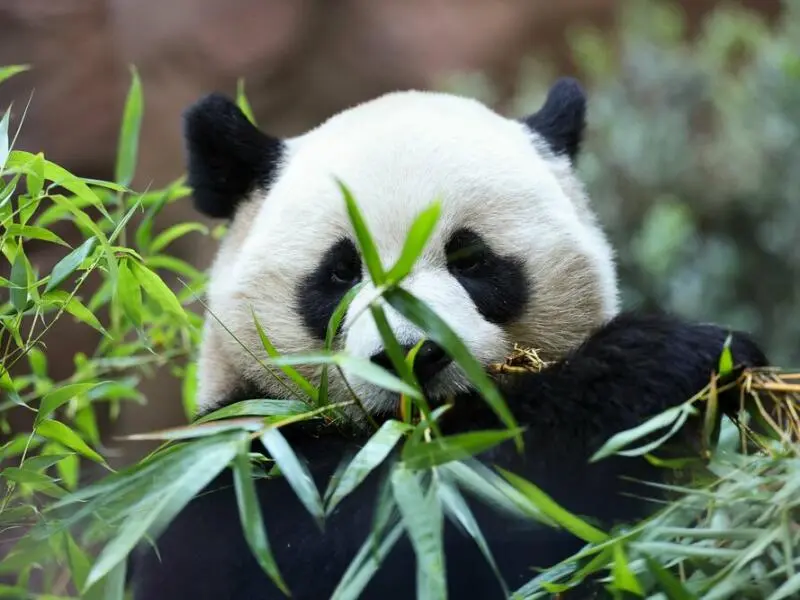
1;0;797;463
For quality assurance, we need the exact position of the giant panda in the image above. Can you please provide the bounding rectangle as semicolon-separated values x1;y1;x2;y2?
130;78;768;600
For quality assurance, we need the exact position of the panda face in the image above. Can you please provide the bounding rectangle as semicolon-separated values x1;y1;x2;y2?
186;82;619;420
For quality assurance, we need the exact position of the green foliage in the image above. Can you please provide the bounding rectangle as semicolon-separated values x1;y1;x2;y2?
3;3;800;597
564;0;800;367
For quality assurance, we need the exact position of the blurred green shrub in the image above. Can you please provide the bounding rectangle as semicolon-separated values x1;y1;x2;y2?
567;0;800;365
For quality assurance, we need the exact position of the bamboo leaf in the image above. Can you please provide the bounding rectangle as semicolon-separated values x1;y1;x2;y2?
391;467;446;600
45;237;98;292
261;427;325;527
337;179;385;284
150;222;208;254
267;352;422;400
384;288;520;448
195;399;310;424
116;259;143;328
0;108;9;169
642;555;696;600
9;247;30;311
5;224;69;247
232;450;290;595
325;419;411;513
35;419;105;464
611;543;643;596
36;382;103;425
386;201;442;282
253;309;318;401
438;481;508;597
131;261;186;320
402;428;524;470
331;523;405;600
320;283;363;403
236;78;257;125
0;64;30;86
64;296;108;335
84;435;239;589
25;151;44;197
498;468;608;544
115;66;144;187
591;403;694;462
717;333;734;376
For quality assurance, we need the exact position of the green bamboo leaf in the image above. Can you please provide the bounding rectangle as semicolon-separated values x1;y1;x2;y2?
642;555;696;600
84;435;239;590
385;201;442;282
337;179;384;284
24;151;45;198
98;561;127;600
130;261;186;320
144;255;206;280
116;259;143;328
35;419;105;464
611;543;643;596
717;333;734;376
19;453;74;472
325;420;411;513
232;450;290;595
391;467;446;599
36;382;103;425
320;283;363;403
441;462;541;522
149;222;209;254
268;352;422;400
403;428;524;470
253;309;318;401
195;399;309;424
770;572;800;600
0;108;9;169
236;78;257;125
5;224;69;247
590;403;694;462
123;418;265;441
9;247;30;311
64;296;108;335
331;523;405;600
437;481;508;597
64;531;92;593
261;427;325;526
115;66;144;187
1;466;66;495
0;64;30;86
7;151;113;223
45;236;98;292
384;288;520;447
370;304;416;384
498;468;608;544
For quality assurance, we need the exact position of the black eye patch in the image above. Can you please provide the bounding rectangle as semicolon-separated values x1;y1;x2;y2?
445;228;530;324
296;238;363;340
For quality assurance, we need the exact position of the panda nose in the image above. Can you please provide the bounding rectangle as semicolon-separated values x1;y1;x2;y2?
370;341;452;384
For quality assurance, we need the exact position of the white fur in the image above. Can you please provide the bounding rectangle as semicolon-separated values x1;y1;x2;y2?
197;90;619;418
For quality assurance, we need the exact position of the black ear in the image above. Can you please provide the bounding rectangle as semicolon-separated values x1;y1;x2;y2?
523;78;586;163
183;94;283;219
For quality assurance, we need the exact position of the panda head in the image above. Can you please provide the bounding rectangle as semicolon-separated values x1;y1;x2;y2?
184;79;619;421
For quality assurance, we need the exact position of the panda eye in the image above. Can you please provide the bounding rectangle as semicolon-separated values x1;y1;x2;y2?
446;230;488;277
330;258;361;285
326;240;362;286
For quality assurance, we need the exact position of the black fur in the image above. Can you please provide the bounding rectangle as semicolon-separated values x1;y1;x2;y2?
183;94;284;219
129;312;768;600
446;228;529;325
523;78;586;162
296;238;363;341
